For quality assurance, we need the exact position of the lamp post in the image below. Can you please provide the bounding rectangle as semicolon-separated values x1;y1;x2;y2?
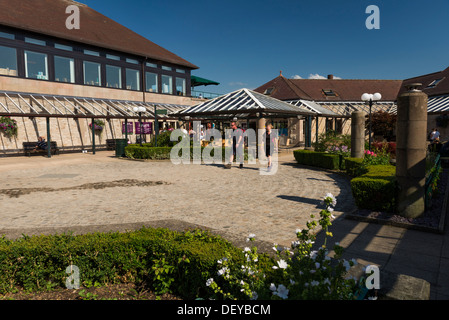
133;106;146;146
361;92;381;151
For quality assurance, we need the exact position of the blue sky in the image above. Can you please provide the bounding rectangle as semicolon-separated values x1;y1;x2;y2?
80;0;449;94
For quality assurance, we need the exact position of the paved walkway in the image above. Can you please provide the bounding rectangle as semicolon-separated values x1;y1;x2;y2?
0;150;447;299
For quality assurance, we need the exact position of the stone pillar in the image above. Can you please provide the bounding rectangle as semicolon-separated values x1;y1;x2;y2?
396;84;428;218
257;117;266;158
351;111;366;158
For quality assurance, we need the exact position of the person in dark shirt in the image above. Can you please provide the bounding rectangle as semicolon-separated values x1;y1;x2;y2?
33;136;47;152
224;122;244;169
263;124;278;171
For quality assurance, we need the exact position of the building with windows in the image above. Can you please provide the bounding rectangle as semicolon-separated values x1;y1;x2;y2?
0;0;203;154
401;66;449;140
253;72;403;146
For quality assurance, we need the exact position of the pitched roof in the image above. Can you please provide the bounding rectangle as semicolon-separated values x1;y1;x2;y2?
0;0;198;69
175;88;314;118
254;75;403;102
400;66;449;97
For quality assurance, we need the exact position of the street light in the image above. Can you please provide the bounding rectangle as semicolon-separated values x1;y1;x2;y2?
133;106;146;146
361;92;382;151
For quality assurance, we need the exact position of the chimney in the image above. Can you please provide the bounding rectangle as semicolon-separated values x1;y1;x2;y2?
328;74;334;80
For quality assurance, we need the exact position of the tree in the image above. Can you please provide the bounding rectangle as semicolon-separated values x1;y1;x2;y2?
368;111;397;140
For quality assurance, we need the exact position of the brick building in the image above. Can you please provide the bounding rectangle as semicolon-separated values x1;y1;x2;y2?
0;0;203;155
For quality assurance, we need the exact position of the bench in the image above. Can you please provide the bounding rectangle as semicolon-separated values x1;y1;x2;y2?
106;139;116;151
23;141;59;157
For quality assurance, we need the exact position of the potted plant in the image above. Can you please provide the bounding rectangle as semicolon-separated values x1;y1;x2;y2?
89;119;105;132
0;116;18;138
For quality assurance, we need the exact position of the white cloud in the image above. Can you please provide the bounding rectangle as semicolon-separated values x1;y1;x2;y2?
308;73;327;79
308;73;342;79
291;73;342;80
229;81;247;87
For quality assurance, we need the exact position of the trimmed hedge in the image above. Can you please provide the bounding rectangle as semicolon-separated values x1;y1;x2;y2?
0;227;258;298
344;157;365;176
125;146;173;159
293;150;340;170
350;165;397;212
125;145;248;161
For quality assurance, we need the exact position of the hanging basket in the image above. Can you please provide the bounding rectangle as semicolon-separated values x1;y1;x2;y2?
0;116;18;138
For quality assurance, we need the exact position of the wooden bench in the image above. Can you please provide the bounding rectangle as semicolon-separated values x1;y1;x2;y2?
23;141;59;157
106;139;116;151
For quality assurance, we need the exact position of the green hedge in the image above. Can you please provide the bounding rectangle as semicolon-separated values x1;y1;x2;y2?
293;150;340;170
350;165;397;212
125;146;173;159
125;145;248;161
0;227;254;298
344;157;365;176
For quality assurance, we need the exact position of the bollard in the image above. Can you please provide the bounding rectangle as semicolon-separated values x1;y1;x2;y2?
396;83;428;218
351;111;366;158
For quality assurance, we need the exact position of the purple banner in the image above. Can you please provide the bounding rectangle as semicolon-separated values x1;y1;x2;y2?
122;122;134;134
135;122;153;134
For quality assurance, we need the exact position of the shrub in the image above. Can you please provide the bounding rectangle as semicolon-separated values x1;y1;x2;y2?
293;150;340;170
344;157;365;177
0;228;241;298
350;165;397;212
125;145;248;162
372;142;396;157
313;131;351;153
205;194;360;300
125;146;172;160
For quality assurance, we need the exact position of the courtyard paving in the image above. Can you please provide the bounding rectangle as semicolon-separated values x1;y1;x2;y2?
0;150;355;247
1;150;448;299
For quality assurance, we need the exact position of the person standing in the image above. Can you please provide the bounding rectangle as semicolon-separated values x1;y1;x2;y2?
263;124;278;171
224;122;244;169
433;128;440;141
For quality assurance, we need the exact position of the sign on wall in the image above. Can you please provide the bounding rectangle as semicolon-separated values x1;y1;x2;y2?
122;122;134;134
135;122;153;134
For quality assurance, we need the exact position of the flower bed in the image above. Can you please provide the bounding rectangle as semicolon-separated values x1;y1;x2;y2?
0;195;368;300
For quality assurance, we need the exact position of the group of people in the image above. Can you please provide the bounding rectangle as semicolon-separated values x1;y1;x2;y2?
224;121;277;171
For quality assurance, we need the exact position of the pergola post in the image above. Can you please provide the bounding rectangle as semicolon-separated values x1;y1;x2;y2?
46;117;51;158
91;118;96;155
315;116;319;145
305;115;312;149
257;116;266;158
124;118;128;141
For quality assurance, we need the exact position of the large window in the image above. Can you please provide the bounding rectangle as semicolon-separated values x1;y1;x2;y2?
25;50;48;80
83;61;101;86
162;75;172;94
54;56;75;83
106;65;122;89
176;77;186;96
0;45;17;76
126;68;140;91
146;72;158;93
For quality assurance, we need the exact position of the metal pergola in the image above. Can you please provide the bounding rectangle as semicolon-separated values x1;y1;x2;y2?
0;90;189;157
172;88;338;147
